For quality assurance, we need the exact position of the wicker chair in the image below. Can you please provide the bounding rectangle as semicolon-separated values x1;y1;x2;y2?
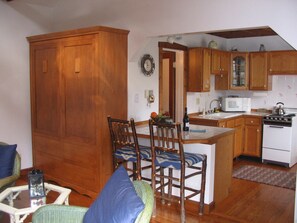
0;142;21;193
32;181;154;223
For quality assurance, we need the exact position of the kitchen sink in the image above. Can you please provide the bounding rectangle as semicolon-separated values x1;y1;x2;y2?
199;112;241;119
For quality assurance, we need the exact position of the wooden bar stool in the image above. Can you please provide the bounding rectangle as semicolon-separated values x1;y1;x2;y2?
148;119;207;223
107;116;151;180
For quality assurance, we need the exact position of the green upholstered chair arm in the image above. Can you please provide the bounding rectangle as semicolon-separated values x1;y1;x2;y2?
0;142;21;192
32;181;153;223
32;205;88;223
133;181;154;223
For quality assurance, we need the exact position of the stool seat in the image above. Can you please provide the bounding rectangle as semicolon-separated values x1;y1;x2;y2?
115;145;152;162
155;152;206;169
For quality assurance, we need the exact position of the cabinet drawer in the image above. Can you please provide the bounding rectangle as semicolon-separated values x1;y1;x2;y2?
245;117;261;125
235;118;244;126
218;121;226;128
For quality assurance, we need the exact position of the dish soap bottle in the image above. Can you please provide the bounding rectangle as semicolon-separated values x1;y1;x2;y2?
183;107;189;131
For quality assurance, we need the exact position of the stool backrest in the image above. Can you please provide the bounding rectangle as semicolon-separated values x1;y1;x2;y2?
107;116;140;157
148;119;184;161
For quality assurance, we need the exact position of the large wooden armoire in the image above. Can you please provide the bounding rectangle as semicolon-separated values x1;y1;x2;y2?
27;26;129;198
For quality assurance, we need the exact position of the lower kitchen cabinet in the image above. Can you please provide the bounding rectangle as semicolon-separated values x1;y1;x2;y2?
190;115;261;158
243;116;262;157
234;118;244;158
224;118;244;158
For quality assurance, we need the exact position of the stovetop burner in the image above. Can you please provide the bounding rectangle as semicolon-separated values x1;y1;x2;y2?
263;113;296;127
268;113;296;118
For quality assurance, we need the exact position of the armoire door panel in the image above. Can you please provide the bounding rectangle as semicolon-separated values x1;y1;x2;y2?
61;36;97;144
33;45;60;136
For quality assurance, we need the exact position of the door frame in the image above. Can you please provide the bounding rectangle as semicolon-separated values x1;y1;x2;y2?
161;50;176;121
158;42;188;119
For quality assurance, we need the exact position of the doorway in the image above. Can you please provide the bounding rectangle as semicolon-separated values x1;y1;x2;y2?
158;42;188;122
162;51;176;121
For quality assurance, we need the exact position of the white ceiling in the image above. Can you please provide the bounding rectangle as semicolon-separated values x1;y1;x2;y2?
6;0;297;56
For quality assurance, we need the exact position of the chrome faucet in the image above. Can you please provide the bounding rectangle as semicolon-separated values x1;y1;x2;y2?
209;98;222;113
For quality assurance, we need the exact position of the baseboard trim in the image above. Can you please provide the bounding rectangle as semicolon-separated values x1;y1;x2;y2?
20;167;34;177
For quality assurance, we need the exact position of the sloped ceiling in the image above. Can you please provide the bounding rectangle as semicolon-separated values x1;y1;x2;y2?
5;0;297;55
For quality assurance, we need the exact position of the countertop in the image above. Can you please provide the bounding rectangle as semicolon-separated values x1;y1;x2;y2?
135;124;234;145
189;111;270;121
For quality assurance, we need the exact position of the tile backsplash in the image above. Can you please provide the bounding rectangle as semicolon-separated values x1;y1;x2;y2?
187;75;297;114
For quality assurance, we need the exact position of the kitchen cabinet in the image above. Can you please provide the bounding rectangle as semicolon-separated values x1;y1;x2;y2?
189;116;244;158
211;49;230;90
230;52;249;90
190;114;260;158
243;116;262;157
221;118;244;158
249;52;272;90
188;47;211;92
268;50;297;74
27;26;129;198
233;118;244;158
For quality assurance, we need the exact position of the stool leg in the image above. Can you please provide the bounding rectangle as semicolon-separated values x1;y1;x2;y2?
168;168;173;206
199;158;207;215
133;162;137;181
160;167;165;205
180;165;186;223
152;161;157;217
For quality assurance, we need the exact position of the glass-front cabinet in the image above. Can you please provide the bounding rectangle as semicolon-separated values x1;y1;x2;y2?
230;52;249;90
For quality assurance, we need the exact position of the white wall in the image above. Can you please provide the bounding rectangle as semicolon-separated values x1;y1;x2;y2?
0;1;51;168
128;38;159;121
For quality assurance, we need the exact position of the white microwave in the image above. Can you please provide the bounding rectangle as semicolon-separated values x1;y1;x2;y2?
221;97;251;112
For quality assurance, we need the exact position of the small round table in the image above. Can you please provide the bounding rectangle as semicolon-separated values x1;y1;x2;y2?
0;182;71;223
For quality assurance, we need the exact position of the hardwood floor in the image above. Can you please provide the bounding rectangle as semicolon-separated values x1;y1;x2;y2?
1;158;295;223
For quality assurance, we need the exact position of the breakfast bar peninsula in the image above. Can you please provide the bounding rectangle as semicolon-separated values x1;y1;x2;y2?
135;124;234;211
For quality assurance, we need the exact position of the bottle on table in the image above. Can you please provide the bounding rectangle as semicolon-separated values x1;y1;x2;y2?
183;107;189;131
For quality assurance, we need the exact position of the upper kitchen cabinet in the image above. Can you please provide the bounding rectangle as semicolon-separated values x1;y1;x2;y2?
249;52;272;91
211;49;230;90
230;52;249;90
27;26;129;198
268;50;297;74
188;47;211;92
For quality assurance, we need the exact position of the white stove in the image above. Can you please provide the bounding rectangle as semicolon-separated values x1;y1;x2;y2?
262;108;297;167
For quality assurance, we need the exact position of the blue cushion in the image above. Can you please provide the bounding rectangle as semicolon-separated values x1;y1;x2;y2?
0;144;17;178
114;145;151;162
155;152;205;169
83;165;144;223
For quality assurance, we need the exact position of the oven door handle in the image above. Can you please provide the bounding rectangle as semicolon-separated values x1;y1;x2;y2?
268;125;284;128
